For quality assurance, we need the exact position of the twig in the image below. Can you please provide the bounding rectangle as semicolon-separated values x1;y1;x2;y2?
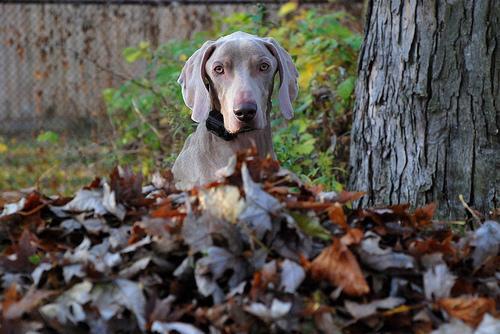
458;194;482;223
131;99;163;140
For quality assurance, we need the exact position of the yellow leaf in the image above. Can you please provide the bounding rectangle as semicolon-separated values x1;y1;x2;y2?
278;2;298;17
299;62;316;89
141;165;150;176
382;305;412;316
139;41;150;50
0;143;7;154
179;54;187;62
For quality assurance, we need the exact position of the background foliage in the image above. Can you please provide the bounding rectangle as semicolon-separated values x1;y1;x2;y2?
0;3;361;194
104;3;361;190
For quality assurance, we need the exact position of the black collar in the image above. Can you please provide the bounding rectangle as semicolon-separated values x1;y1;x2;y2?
205;109;238;141
205;109;256;141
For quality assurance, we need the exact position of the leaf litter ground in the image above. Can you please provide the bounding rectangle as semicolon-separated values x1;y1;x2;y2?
0;149;498;333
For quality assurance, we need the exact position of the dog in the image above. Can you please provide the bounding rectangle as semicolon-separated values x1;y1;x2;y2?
172;32;298;189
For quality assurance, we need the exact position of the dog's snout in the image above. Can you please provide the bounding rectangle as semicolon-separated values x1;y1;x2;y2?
233;102;257;122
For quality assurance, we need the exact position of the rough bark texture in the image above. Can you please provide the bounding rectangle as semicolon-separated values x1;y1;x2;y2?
349;0;499;219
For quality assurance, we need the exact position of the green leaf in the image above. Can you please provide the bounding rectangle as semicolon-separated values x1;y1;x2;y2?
123;47;143;63
337;77;356;100
294;141;314;155
138;41;150;50
28;254;41;265
292;212;331;241
36;131;59;144
344;35;363;50
102;88;115;103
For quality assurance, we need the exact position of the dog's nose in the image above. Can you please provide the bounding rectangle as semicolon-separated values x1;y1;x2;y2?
234;103;257;122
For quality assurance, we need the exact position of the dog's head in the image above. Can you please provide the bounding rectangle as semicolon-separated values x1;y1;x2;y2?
178;31;299;134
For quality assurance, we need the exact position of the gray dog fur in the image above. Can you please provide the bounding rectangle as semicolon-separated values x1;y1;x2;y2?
172;32;298;189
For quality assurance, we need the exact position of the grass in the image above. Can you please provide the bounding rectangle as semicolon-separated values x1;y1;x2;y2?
0;137;116;196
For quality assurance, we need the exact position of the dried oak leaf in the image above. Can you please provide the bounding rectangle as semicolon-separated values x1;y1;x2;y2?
409;234;457;258
340;228;364;246
109;166;149;207
470;220;500;270
327;203;348;230
423;264;456;301
310;238;369;296
333;191;365;204
2;284;20;317
3;287;57;319
280;259;305;293
413;203;437;227
437;296;496;327
357;232;416;271
0;229;39;273
345;296;405;319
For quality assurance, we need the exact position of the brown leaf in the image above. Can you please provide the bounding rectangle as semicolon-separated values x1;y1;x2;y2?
2;284;20;317
310;238;369;296
110;166;149;207
409;234;457;258
151;203;186;219
413;203;437;227
334;191;365;204
340;228;364;246
0;229;39;272
328;203;348;229
286;201;331;211
4;287;57;319
437;296;496;327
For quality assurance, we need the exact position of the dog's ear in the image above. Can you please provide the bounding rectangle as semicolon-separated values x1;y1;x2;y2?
178;40;216;122
263;38;299;120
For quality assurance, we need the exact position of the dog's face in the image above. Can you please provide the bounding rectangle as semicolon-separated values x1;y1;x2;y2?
178;32;299;133
204;39;277;133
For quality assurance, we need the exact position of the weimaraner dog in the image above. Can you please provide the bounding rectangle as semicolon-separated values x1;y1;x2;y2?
172;31;298;189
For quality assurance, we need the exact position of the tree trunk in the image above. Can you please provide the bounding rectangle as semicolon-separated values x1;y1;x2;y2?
349;0;499;219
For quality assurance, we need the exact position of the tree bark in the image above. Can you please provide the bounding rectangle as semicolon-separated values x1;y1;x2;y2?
349;0;499;219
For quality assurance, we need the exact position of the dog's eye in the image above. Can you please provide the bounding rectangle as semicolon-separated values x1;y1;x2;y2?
259;63;270;71
214;65;224;74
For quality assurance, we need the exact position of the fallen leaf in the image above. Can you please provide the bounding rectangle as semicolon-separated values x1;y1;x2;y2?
357;232;416;271
328;203;348;229
39;281;93;324
431;318;473;334
239;163;281;238
0;197;26;216
151;321;204;334
474;313;500;334
4;287;57;319
2;284;20;316
280;259;305;293
292;212;331;241
310;238;369;296
413;203;437;227
341;228;364;246
424;264;456;300
333;191;365;204
470;220;500;270
437;296;496;327
199;186;245;223
345;297;405;319
244;299;292;321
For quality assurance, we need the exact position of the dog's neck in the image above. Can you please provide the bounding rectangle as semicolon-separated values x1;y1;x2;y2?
199;119;274;159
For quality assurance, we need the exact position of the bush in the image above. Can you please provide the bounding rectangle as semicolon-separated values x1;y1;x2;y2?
104;3;361;190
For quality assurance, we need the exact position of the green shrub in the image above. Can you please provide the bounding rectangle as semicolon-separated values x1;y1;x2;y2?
104;3;361;190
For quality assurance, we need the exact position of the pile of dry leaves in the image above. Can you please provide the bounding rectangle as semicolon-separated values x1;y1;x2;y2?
0;149;499;333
